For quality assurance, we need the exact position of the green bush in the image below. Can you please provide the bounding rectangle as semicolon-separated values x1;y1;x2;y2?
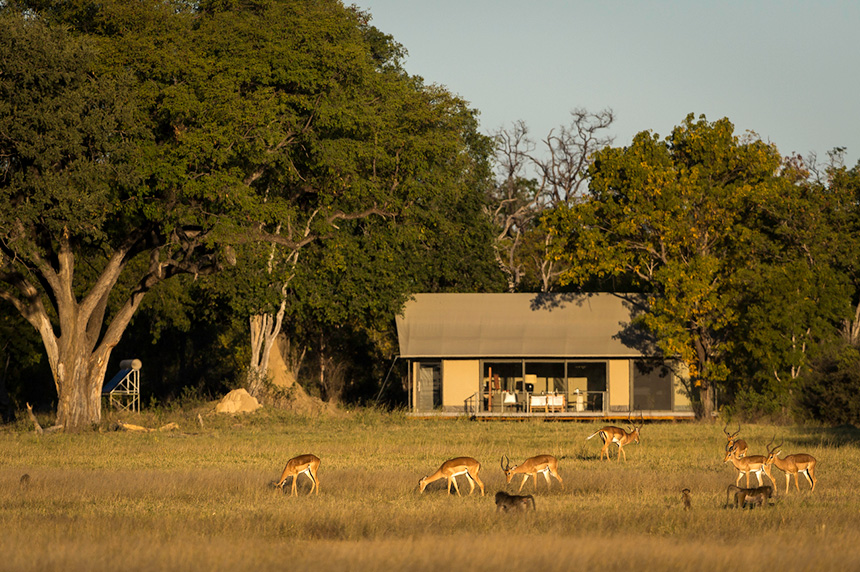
797;343;860;425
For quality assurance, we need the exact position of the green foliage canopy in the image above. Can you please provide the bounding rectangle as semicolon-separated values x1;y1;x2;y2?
545;114;788;417
727;156;857;415
0;0;502;426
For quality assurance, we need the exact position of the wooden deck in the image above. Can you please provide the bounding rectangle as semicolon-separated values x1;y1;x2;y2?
406;410;697;422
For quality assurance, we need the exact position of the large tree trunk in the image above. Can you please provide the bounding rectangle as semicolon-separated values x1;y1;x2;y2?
685;376;715;421
246;286;289;398
247;312;281;397
698;382;715;420
247;311;309;401
246;233;299;398
54;349;111;429
691;334;717;420
44;295;135;430
9;233;168;431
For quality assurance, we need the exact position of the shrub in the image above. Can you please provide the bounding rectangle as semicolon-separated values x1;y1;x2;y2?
797;343;860;425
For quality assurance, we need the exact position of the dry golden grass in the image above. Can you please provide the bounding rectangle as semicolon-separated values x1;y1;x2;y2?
2;408;860;571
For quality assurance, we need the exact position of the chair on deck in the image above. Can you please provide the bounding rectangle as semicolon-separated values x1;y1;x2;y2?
502;391;520;412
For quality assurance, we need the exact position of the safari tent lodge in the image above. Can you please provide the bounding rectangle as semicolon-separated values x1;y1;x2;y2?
395;293;694;420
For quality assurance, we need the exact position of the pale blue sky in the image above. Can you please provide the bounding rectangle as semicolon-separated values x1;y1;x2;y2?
355;0;860;168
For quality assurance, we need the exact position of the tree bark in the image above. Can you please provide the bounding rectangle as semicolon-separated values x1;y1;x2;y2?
246;245;291;398
44;296;138;430
247;222;298;398
247;309;284;398
844;300;860;345
54;352;110;429
691;332;717;420
699;382;715;420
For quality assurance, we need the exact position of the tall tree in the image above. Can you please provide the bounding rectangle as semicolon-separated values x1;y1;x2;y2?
546;114;786;418
787;154;860;423
727;153;856;415
0;0;503;427
180;4;501;398
0;8;183;430
826;156;860;346
285;142;503;401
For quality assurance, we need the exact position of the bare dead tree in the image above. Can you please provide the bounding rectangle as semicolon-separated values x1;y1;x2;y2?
530;108;615;206
486;120;540;292
488;109;614;292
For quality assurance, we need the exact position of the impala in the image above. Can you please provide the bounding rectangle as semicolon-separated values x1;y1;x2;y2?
500;454;564;492
586;414;642;461
418;457;485;496
276;454;321;496
723;442;777;490
765;441;817;493
723;422;748;458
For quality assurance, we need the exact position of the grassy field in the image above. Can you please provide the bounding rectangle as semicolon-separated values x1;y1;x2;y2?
2;407;860;571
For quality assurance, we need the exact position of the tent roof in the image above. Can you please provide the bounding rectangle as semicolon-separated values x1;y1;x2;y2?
395;293;656;359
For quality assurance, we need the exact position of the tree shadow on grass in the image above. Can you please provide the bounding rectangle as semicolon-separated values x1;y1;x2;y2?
784;424;860;449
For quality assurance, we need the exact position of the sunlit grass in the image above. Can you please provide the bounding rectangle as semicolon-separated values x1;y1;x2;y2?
2;409;859;571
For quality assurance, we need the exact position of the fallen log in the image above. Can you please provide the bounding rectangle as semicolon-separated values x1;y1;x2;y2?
116;420;180;432
117;421;153;432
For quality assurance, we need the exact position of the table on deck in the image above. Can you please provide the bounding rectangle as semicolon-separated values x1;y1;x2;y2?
529;393;565;413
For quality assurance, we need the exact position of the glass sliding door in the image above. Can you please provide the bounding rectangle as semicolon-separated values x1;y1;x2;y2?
525;362;565;412
567;362;607;412
633;359;673;410
482;361;523;412
417;362;441;411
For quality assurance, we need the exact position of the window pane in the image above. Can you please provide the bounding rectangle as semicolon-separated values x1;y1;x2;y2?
525;362;565;394
483;362;522;392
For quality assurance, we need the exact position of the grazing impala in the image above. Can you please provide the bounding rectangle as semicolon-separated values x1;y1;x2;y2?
500;454;564;492
276;454;321;496
418;457;485;496
724;442;777;490
586;414;642;461
765;441;817;493
723;423;748;458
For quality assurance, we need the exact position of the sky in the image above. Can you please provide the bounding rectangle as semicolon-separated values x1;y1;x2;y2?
354;0;860;169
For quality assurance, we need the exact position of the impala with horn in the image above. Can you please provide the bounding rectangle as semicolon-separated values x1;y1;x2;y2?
418;457;485;496
586;413;643;461
723;422;748;458
764;440;817;493
723;439;777;490
500;454;564;492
